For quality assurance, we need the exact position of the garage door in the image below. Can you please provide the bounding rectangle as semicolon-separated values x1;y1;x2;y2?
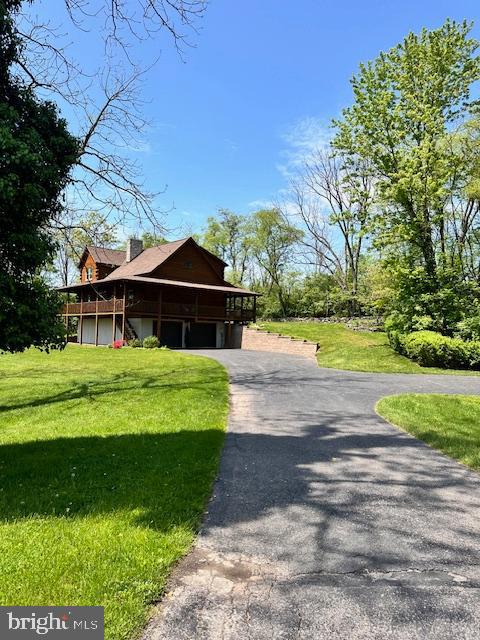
160;321;183;348
186;322;217;348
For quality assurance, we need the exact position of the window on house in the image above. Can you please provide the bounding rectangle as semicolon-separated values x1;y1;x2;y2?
184;260;193;269
86;266;93;280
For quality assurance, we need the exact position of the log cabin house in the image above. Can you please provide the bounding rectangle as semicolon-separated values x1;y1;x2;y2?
58;237;258;348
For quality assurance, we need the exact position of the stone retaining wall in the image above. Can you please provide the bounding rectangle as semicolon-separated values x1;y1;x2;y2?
240;327;319;359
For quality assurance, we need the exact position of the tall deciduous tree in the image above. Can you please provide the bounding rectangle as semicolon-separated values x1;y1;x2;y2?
52;211;118;286
333;19;480;332
0;0;78;352
11;1;208;243
201;209;250;284
247;209;303;316
288;149;374;314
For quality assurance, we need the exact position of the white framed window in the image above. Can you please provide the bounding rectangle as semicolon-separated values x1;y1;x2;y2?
86;266;93;280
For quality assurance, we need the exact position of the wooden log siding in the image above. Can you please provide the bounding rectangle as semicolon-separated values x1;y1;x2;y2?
62;300;254;320
61;299;254;322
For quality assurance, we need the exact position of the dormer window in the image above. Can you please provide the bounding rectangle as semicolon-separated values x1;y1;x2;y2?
86;267;93;281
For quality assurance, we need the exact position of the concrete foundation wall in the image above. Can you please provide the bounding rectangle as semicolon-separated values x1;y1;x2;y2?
240;327;319;360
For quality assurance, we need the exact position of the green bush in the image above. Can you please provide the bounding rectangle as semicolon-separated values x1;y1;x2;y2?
142;335;159;349
455;315;480;341
387;329;406;354
128;338;142;348
400;330;480;370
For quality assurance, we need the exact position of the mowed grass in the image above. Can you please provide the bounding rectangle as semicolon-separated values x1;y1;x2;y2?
0;346;228;640
376;394;480;471
260;322;480;375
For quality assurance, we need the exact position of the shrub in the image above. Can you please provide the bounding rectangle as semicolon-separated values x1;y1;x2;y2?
401;331;480;370
384;314;407;354
411;315;436;332
142;335;159;349
387;329;406;354
455;315;480;342
128;338;142;348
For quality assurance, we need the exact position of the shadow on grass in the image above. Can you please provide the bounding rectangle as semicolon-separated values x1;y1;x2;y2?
0;366;224;414
0;430;224;531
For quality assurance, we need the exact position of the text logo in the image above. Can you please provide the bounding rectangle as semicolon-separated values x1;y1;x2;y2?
0;607;104;639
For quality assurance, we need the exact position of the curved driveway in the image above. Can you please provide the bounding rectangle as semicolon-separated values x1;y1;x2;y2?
144;350;480;640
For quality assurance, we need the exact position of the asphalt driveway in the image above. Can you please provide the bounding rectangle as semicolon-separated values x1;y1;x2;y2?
144;350;480;640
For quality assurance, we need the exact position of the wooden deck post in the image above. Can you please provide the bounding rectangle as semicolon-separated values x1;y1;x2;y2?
112;284;116;344
94;298;99;347
156;289;162;340
121;282;126;342
253;295;257;322
79;291;84;345
226;321;232;348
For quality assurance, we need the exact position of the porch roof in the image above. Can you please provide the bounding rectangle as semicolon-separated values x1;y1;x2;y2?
57;275;260;296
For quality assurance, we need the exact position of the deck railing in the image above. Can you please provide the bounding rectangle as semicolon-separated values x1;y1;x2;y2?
62;300;254;322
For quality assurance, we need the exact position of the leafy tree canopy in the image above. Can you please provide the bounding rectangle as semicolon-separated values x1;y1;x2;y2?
0;0;78;352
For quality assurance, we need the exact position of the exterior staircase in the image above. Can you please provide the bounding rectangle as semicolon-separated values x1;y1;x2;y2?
241;327;319;359
115;317;139;342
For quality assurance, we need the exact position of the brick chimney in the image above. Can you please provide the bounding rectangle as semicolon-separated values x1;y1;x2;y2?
126;237;143;262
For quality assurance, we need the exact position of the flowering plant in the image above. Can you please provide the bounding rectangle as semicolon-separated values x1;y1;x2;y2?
112;339;124;349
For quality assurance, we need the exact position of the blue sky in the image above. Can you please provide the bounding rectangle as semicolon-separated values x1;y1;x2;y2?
36;0;480;234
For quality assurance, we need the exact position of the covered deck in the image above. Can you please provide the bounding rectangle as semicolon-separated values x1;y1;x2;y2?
58;275;258;347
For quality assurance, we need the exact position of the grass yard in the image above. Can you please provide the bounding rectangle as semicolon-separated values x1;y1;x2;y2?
376;394;480;471
260;321;480;375
0;346;228;640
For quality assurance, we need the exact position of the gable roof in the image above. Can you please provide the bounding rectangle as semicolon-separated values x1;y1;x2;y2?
104;237;226;280
80;246;126;267
103;238;188;279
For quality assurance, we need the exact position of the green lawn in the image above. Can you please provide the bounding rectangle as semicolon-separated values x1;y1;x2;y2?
376;394;480;471
0;346;228;640
260;321;479;375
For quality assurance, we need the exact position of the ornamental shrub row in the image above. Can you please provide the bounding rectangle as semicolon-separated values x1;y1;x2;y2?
125;336;160;348
388;329;480;370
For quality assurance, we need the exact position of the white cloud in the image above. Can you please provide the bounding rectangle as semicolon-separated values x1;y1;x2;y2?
246;117;332;217
247;198;274;210
224;138;239;154
277;116;332;178
127;141;152;154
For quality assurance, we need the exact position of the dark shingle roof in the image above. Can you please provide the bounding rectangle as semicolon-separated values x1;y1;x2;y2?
104;238;189;279
84;246;126;266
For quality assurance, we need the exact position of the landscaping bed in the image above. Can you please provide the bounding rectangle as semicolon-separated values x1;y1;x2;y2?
0;346;228;640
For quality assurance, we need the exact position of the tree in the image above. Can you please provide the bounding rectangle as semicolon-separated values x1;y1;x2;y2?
201;209;250;284
52;211;118;286
10;1;208;246
333;19;480;332
287;149;374;314
0;0;78;352
139;231;168;248
248;209;303;316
